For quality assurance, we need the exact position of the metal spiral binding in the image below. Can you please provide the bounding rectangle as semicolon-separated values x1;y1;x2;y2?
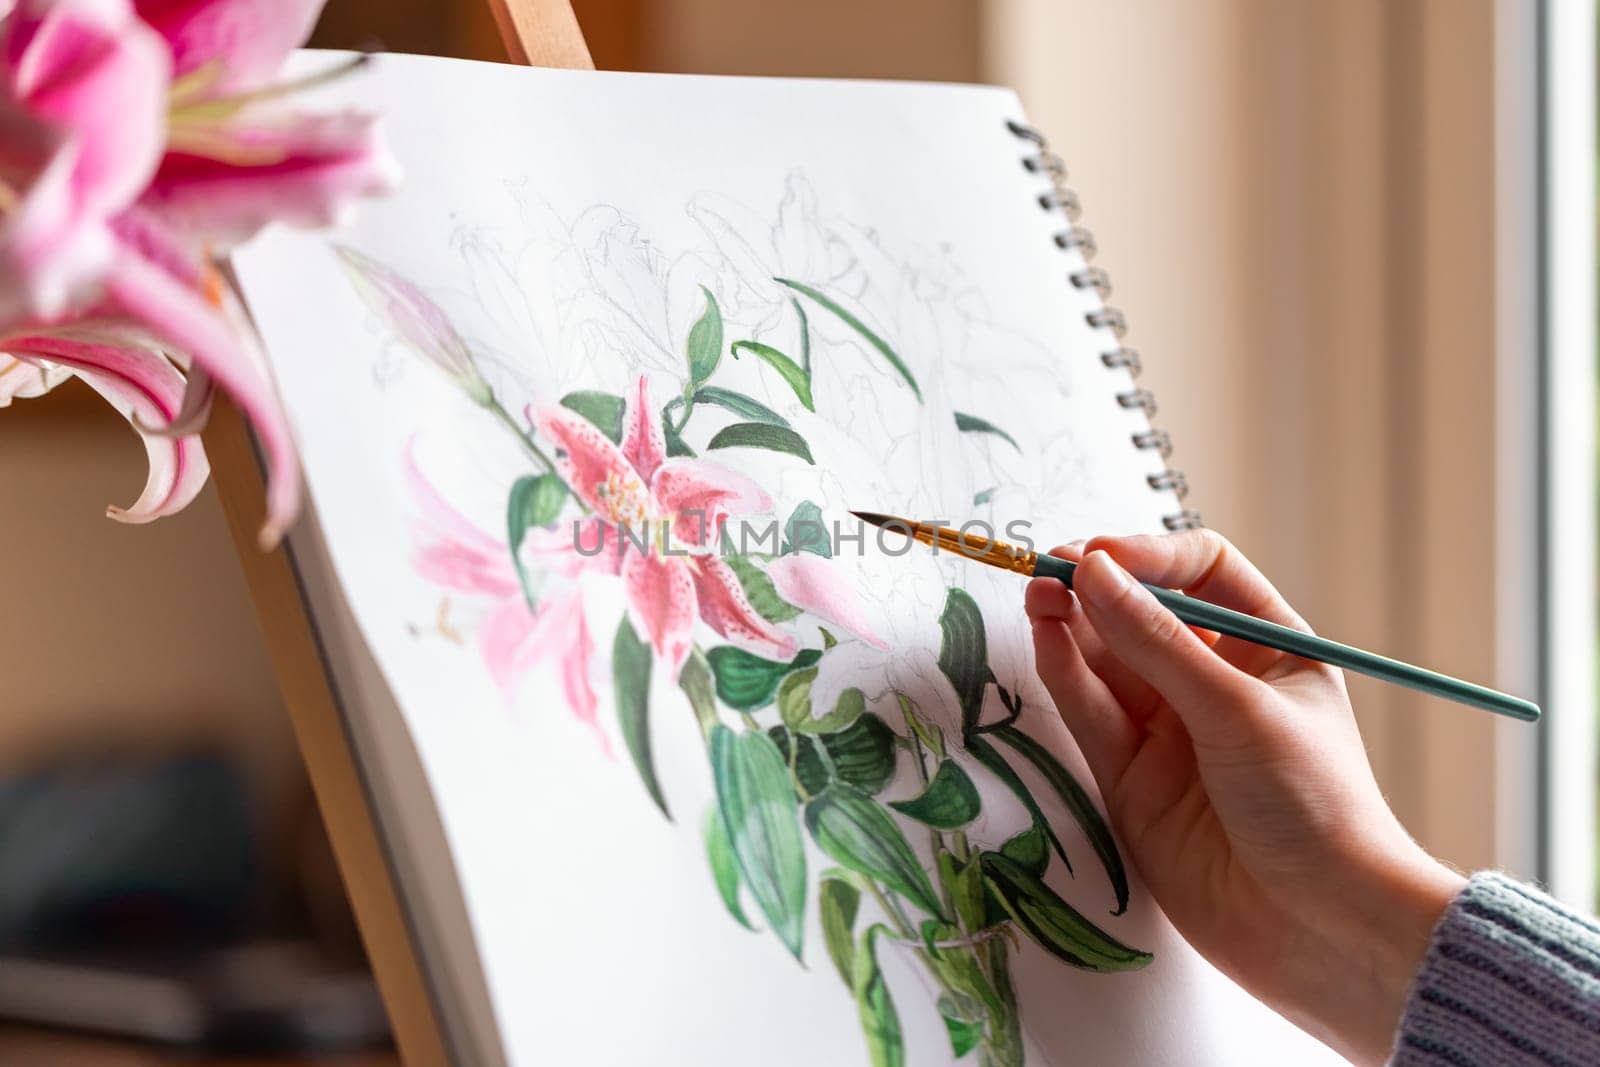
1006;119;1202;531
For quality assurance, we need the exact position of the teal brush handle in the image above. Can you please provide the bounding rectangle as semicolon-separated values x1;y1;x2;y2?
1033;554;1540;722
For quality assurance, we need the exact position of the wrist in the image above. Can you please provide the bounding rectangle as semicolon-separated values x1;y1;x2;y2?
1300;842;1465;1063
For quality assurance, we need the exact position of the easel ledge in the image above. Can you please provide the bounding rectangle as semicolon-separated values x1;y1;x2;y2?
202;4;593;1064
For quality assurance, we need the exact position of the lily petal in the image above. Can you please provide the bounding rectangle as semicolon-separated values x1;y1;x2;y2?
4;330;209;522
4;0;170;216
650;458;771;548
150;112;401;248
765;553;890;650
692;555;798;661
0;101;114;325
533;402;651;524
132;0;321;89
621;550;697;675
103;241;299;546
618;373;666;485
0;351;69;404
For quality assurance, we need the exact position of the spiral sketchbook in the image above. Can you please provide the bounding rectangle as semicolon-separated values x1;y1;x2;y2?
228;52;1339;1066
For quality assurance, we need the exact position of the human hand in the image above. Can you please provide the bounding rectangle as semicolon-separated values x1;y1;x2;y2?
1025;531;1464;1065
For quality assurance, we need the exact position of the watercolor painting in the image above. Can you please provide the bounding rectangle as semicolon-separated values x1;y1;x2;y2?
333;173;1152;1066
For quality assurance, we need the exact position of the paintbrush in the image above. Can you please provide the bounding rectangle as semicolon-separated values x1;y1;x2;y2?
851;511;1540;722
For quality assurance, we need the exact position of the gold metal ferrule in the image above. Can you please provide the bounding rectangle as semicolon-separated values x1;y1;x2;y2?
854;512;1039;577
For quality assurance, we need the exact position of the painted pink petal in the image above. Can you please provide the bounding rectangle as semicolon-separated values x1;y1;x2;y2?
533;402;652;524
148;112;401;249
765;553;890;650
0;352;69;404
401;439;519;596
3;0;170;217
103;242;300;547
650;458;771;548
693;555;798;661
523;516;623;578
0;102;114;324
4;331;209;522
480;586;609;756
533;586;606;755
132;0;322;90
621;550;697;675
618;374;666;485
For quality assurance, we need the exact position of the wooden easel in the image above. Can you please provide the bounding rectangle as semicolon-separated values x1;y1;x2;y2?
202;4;591;1063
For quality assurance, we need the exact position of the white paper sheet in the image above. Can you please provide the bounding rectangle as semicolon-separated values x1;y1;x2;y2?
234;52;1341;1066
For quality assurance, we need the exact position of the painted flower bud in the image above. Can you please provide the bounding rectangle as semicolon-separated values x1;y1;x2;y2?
336;245;492;405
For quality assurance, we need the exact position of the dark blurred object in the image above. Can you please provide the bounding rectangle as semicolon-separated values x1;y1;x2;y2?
0;941;387;1052
0;756;251;951
0;757;387;1053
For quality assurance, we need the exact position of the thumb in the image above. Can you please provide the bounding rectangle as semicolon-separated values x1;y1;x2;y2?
1072;549;1266;747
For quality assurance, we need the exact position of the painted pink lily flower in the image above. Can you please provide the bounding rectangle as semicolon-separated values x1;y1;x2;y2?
0;0;396;542
404;440;613;755
536;376;800;674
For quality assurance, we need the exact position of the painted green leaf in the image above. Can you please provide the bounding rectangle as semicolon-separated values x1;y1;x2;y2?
778;668;866;735
708;422;815;464
722;556;802;624
731;340;814;410
819;874;861;986
663;419;695;457
706;645;821;711
938;851;990;933
703;806;753;930
776;277;922;402
782;499;832;557
505;473;567;607
979;853;1152;972
938;588;988;731
900;695;946;761
560;390;624;442
806;786;943;918
953;411;1022;452
964;734;1069;871
825;714;899;795
711;725;807;959
992;723;1128;915
686;286;724;390
941;1007;984;1059
888;760;981;829
613;618;668;819
922;921;1007;1023
973;487;996;506
693;385;791;428
792;296;812;374
999;825;1051;878
771;712;898;797
678;648;720;738
852;924;905;1067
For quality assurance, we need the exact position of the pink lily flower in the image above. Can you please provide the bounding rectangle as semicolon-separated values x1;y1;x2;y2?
0;0;396;543
404;440;612;756
535;376;801;674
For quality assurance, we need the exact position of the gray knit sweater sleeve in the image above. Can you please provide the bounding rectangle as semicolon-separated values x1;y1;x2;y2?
1393;871;1600;1065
